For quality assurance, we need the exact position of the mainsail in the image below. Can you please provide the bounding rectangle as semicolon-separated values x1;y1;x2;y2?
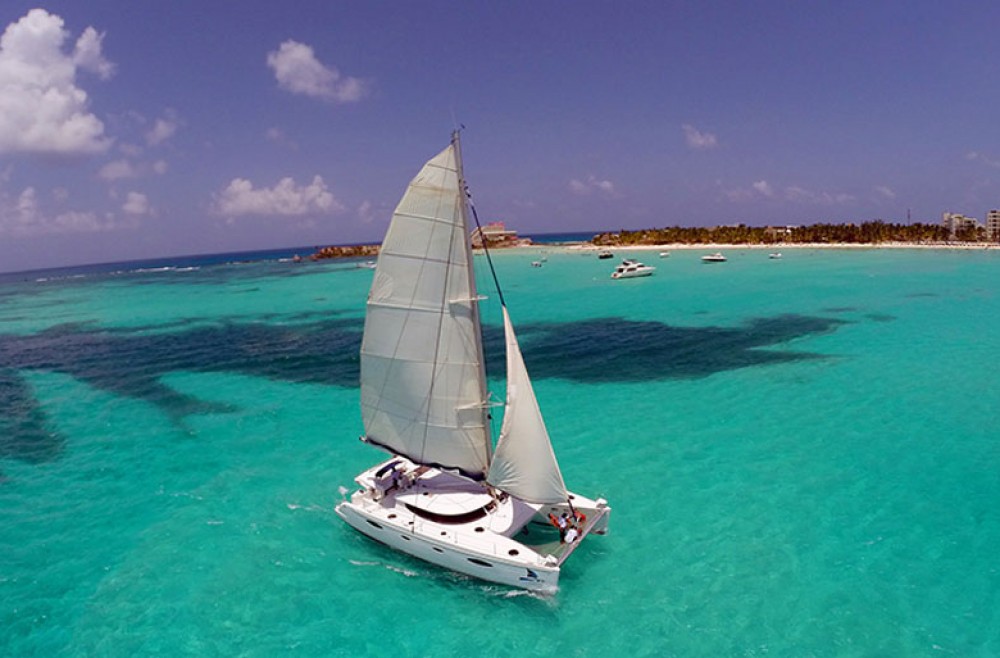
486;307;569;504
359;139;492;478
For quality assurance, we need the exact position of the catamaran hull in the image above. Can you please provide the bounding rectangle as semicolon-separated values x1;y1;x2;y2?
335;500;561;592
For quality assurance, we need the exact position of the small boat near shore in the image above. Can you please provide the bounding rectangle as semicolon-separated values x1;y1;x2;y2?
611;258;655;279
659;251;670;258
598;250;614;259
769;252;782;259
701;252;727;263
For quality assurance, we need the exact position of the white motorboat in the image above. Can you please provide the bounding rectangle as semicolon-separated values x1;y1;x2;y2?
659;251;670;258
335;133;610;593
769;252;782;259
701;252;727;263
610;258;655;279
597;249;614;259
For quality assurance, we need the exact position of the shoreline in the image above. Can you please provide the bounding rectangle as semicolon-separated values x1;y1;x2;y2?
546;241;999;252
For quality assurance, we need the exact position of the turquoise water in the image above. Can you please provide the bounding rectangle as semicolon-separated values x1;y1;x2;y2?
2;247;998;657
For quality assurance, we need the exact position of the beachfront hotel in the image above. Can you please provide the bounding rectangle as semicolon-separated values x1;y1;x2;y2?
987;209;1000;242
941;212;982;239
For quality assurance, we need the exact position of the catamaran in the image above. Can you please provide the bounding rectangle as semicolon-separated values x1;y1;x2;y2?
335;133;611;592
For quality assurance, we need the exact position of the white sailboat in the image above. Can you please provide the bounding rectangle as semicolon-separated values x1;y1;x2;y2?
335;133;611;592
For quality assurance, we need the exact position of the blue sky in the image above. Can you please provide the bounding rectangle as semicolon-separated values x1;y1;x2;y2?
1;1;998;273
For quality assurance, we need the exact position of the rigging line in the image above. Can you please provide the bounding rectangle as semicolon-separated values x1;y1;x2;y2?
466;194;507;310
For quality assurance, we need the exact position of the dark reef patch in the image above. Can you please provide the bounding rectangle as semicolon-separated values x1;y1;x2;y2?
0;312;848;467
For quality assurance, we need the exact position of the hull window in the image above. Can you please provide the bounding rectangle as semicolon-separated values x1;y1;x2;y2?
467;558;493;568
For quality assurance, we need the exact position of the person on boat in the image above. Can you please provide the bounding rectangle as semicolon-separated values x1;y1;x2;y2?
548;512;570;541
564;525;580;543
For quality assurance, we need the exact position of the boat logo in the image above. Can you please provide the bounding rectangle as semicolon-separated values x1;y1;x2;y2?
519;569;540;582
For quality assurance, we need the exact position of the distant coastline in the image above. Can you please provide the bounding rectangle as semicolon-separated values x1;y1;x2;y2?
308;220;999;261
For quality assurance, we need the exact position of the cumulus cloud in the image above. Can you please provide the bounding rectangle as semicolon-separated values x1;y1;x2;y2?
146;116;178;146
212;175;344;217
682;124;718;150
0;185;119;236
568;175;617;197
73;26;115;79
98;159;137;181
752;180;774;197
0;9;113;155
122;191;152;216
267;40;366;103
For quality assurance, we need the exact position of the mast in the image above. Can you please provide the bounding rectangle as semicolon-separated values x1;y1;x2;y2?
452;130;494;468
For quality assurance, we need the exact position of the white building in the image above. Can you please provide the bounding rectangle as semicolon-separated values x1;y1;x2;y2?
941;212;981;239
986;209;1000;242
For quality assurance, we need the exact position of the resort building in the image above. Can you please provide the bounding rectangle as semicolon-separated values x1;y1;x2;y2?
764;226;796;241
470;221;522;248
941;212;981;240
986;209;1000;242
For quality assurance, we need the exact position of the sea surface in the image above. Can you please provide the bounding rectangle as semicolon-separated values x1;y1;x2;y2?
1;246;998;657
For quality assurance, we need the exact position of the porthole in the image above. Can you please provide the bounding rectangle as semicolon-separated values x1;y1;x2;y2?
365;520;382;529
432;547;444;553
400;535;411;541
508;549;519;556
388;513;397;519
474;527;484;533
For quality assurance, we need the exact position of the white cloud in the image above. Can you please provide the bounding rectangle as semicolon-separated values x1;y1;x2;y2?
0;9;113;155
146;112;179;146
72;27;114;80
152;160;168;175
966;151;1000;168
874;185;896;200
725;180;854;205
568;175;618;197
98;159;137;181
682;124;718;150
784;186;854;204
122;191;152;216
266;126;298;149
212;175;344;217
266;40;366;103
358;200;376;223
0;185;119;236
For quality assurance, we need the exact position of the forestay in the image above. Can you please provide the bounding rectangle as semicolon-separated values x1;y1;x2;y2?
359;141;492;478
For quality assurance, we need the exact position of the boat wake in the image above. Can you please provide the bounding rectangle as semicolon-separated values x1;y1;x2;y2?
348;559;421;578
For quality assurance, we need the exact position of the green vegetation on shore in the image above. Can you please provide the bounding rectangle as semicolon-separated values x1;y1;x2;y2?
592;220;982;246
311;244;380;260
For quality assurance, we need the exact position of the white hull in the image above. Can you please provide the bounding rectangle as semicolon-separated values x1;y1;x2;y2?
611;268;654;279
336;459;611;592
